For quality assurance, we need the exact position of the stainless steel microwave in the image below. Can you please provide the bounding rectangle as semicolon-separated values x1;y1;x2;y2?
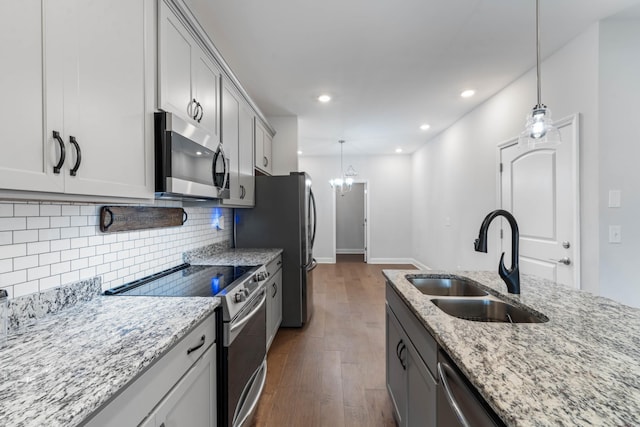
154;112;230;200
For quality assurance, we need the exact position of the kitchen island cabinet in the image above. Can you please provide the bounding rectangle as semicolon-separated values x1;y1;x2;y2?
382;269;640;426
265;255;283;351
0;0;155;200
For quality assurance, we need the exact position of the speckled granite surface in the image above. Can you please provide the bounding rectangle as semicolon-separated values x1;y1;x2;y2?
8;277;102;333
0;295;219;426
382;269;640;426
190;247;282;266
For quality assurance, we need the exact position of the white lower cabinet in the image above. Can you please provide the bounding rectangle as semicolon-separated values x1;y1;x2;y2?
86;313;216;427
265;256;283;351
386;285;437;427
142;344;216;427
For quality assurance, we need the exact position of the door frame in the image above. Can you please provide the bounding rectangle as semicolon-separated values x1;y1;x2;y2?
496;113;581;288
332;180;370;263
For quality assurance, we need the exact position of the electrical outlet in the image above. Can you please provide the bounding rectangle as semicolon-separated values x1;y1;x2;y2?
609;225;621;243
218;216;225;230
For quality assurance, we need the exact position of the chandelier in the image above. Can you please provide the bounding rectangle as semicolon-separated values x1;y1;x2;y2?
329;140;357;194
518;0;561;148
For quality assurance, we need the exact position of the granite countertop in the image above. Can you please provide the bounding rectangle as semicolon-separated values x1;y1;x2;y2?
0;295;219;426
188;247;283;266
382;269;640;426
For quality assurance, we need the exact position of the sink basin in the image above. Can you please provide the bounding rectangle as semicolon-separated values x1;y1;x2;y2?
405;275;489;297
431;298;548;323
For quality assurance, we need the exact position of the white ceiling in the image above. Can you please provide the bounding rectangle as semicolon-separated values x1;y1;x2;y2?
185;0;640;157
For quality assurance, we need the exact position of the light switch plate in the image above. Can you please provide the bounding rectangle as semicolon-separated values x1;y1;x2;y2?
609;225;621;243
608;190;621;208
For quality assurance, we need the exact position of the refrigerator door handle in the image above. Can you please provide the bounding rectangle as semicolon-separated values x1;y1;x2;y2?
305;258;318;271
309;189;317;249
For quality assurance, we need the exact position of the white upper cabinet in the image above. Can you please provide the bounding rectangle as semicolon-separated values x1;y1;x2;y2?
255;119;273;175
220;78;254;207
159;0;221;142
0;0;155;199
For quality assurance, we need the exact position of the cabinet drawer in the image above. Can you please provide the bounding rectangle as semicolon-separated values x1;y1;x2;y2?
265;254;282;278
85;313;216;426
386;282;438;378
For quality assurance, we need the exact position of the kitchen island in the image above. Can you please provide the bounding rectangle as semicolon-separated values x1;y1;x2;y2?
383;269;640;426
0;282;219;426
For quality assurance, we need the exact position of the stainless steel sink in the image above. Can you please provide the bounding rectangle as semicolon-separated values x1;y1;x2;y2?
431;298;548;323
405;275;489;297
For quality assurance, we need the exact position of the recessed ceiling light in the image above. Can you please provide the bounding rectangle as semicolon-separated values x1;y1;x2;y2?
395;148;403;153
461;89;476;98
196;151;202;156
297;150;303;155
420;124;430;131
318;94;331;103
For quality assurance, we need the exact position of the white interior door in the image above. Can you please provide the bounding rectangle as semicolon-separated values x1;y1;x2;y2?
499;114;580;288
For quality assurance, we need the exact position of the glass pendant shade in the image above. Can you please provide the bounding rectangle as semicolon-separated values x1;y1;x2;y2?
329;140;357;194
518;105;561;148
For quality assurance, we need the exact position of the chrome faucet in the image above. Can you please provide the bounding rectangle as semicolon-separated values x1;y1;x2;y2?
474;209;520;294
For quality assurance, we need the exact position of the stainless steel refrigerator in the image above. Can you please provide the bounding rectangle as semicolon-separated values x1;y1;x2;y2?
235;172;317;327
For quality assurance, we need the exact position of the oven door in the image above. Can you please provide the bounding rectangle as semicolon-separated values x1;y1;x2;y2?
226;290;267;427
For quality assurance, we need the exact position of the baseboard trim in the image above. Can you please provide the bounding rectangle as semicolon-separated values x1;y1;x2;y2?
409;259;431;271
368;258;418;266
336;249;365;254
315;257;335;264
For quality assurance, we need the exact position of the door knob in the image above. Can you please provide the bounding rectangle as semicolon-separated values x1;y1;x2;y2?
550;257;571;265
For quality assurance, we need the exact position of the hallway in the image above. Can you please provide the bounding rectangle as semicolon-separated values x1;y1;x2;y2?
250;258;415;426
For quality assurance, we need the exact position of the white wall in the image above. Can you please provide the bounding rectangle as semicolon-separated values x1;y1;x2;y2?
598;16;640;307
411;24;602;292
0;200;232;298
300;154;413;264
336;183;365;253
268;115;299;175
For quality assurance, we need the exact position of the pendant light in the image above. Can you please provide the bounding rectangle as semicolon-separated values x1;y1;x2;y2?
329;140;357;195
518;0;561;148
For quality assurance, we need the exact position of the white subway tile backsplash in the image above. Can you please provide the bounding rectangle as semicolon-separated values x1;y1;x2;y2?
14;204;40;217
40;204;61;216
0;204;13;217
60;249;80;262
27;241;50;255
27;217;50;229
38;228;61;241
14;280;39;297
60;227;79;239
14;230;39;244
0;270;27;287
50;217;70;228
14;255;38;270
0;231;11;245
39;252;61;266
0;244;26;260
0;259;12;274
0;201;232;294
28;265;50;281
51;261;71;275
61;205;80;216
0;217;26;231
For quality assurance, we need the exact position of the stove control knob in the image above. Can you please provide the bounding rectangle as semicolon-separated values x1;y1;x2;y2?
234;292;246;303
242;288;250;297
256;271;268;281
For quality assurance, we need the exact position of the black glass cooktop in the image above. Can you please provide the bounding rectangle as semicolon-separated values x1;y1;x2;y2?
104;264;256;297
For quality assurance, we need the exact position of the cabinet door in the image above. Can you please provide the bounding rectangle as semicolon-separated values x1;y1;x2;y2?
193;53;221;141
154;344;217;427
263;131;273;174
386;305;407;426
159;0;194;122
254;119;265;171
406;343;437;427
222;81;241;203
273;269;283;331
63;0;154;198
0;1;64;193
238;102;255;205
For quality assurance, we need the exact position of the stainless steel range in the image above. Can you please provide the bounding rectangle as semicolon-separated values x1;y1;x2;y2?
104;263;269;427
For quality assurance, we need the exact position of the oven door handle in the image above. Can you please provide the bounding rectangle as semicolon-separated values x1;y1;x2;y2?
230;290;266;333
232;359;267;427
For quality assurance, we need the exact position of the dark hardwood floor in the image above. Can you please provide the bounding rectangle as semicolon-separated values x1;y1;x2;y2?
250;257;414;427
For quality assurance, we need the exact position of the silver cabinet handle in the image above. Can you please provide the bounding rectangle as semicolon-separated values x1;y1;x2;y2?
550;257;571;265
240;184;245;199
438;362;471;427
263;156;268;167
